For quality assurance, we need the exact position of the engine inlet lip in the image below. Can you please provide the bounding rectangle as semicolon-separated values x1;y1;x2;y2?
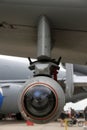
20;82;58;121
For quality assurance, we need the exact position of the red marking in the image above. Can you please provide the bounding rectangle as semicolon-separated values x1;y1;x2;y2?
26;120;34;126
53;68;58;81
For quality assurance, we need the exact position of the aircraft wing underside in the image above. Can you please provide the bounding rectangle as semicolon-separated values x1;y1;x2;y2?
0;0;87;64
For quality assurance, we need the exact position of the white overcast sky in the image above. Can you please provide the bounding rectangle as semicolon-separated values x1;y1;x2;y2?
0;55;87;111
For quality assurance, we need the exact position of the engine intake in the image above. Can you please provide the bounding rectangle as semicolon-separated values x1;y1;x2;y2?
18;76;65;124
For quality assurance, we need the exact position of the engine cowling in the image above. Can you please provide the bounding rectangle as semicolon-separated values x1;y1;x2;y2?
18;76;65;124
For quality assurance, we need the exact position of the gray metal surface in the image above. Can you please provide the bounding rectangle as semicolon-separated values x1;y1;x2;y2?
19;76;65;123
0;0;87;64
74;64;87;75
37;16;51;59
0;83;22;114
0;56;87;121
65;63;74;99
0;0;87;31
0;58;33;80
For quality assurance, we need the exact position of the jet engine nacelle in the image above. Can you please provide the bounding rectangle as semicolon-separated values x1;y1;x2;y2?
18;76;65;124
